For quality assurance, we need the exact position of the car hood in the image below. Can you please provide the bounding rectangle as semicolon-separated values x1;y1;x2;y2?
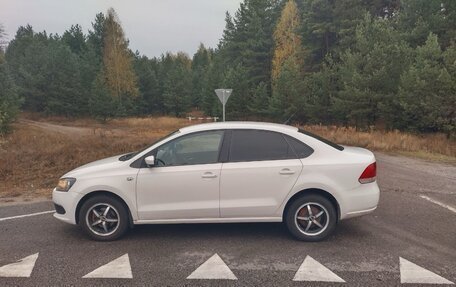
62;154;126;178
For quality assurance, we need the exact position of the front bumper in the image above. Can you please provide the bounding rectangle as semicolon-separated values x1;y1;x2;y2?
52;188;84;225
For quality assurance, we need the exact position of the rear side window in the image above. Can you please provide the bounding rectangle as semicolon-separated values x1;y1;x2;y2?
229;130;295;162
284;135;314;158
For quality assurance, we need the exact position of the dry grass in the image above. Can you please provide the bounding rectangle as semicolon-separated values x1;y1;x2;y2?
0;116;188;199
300;125;455;160
0;115;454;199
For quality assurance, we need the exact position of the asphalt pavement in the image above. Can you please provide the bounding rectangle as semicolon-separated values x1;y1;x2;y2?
0;152;455;286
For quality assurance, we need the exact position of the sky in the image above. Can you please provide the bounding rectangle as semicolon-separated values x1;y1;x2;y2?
0;0;242;57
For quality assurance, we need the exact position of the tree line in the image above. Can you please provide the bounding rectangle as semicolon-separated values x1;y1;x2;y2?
0;0;455;136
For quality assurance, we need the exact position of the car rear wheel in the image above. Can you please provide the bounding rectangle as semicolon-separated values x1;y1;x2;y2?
79;195;129;241
285;194;337;241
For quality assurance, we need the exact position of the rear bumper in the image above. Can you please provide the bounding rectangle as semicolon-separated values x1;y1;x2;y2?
339;182;380;220
343;206;377;219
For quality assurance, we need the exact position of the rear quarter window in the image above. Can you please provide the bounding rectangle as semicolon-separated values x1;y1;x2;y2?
283;135;314;158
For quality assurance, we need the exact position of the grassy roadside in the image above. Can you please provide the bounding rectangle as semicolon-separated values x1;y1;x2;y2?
0;115;454;201
299;125;456;164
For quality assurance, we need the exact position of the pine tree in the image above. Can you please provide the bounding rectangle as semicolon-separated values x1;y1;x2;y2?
269;58;305;121
62;24;86;55
300;0;400;70
0;25;22;133
398;0;455;49
191;44;212;109
44;38;84;116
216;0;282;108
87;13;106;61
163;53;192;116
133;53;161;114
201;55;224;117
103;8;138;104
89;71;116;121
332;14;412;128
398;33;455;134
248;81;270;117
221;63;250;119
5;25;46;111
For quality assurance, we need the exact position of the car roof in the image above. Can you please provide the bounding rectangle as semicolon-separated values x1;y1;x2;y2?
179;121;298;134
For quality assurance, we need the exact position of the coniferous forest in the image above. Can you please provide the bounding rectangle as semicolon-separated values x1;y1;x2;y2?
0;0;455;136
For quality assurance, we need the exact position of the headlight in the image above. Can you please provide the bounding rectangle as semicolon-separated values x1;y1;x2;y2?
56;178;76;192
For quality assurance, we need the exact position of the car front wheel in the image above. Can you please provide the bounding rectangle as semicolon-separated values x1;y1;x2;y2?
79;195;129;241
285;194;337;242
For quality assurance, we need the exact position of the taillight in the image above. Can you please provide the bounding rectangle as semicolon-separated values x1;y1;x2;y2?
359;162;376;184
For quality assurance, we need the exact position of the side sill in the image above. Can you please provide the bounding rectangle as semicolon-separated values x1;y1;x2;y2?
134;217;282;225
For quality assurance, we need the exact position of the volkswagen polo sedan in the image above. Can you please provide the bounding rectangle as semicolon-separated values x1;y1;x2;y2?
53;122;379;241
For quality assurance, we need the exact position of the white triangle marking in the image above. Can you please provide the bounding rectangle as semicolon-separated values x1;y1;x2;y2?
83;254;132;279
0;253;39;277
187;253;237;280
400;257;454;284
293;256;345;282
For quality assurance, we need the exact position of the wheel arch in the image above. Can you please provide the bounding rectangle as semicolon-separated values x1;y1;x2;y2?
282;188;340;222
75;190;134;228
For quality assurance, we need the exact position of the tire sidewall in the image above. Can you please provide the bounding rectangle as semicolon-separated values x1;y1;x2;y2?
285;194;337;242
79;195;129;241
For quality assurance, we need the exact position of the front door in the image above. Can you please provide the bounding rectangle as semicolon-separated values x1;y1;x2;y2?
136;130;225;220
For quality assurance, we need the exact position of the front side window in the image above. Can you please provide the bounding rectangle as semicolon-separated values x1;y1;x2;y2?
229;130;295;162
155;131;224;166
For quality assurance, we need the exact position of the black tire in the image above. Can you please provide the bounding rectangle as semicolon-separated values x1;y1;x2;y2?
78;195;129;241
285;194;337;242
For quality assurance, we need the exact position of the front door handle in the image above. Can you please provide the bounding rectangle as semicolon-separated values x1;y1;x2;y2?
202;172;217;179
279;168;295;175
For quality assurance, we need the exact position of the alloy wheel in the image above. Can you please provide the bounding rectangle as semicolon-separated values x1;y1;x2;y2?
294;202;329;236
85;203;120;236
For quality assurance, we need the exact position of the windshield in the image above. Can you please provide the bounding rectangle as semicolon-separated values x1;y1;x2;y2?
118;130;180;161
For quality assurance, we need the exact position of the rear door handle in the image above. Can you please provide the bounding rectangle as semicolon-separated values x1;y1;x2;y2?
202;172;217;179
279;168;295;175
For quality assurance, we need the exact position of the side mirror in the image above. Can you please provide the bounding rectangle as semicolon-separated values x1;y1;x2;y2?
144;155;155;167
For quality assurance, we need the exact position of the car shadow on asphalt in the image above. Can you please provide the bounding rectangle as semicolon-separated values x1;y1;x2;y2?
58;217;372;244
127;219;370;243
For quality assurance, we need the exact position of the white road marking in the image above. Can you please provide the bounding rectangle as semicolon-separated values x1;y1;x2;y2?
0;210;54;222
0;253;39;277
83;254;132;279
187;253;237;280
400;257;454;284
293;256;345;282
419;195;456;213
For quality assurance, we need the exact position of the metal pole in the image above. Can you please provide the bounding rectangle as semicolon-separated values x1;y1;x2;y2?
222;90;226;122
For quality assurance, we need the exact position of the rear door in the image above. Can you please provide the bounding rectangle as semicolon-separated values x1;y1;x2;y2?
220;129;303;218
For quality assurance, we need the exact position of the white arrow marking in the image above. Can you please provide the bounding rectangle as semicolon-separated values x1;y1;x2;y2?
187;253;237;280
400;257;454;284
0;253;39;277
83;254;132;279
293;256;345;282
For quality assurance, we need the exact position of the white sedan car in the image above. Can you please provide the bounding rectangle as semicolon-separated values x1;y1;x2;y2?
53;122;379;241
